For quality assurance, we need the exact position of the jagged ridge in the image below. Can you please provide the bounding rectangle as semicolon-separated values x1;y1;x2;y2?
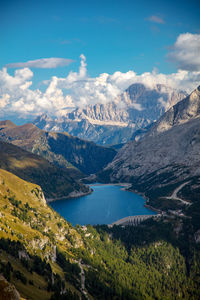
34;83;186;145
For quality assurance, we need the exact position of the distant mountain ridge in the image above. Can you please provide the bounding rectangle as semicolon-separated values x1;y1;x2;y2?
34;83;186;145
1;89;200;300
0;140;90;200
0;121;116;176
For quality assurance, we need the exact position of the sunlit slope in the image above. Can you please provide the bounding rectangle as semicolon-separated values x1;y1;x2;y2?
0;121;116;175
0;140;89;200
0;168;83;255
0;168;84;299
0;168;199;299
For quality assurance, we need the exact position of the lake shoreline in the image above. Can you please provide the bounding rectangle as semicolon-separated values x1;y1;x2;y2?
90;182;158;214
89;182;132;188
127;187;161;214
49;183;157;226
46;189;93;203
47;183;131;203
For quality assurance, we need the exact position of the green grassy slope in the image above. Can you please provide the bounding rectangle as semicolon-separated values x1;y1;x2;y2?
0;168;84;299
0;168;199;299
0;141;89;199
0;121;117;175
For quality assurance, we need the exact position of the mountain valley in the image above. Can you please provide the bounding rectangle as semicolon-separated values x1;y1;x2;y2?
1;2;200;299
0;168;200;299
0;121;116;176
0;140;90;200
0;84;200;300
98;86;200;213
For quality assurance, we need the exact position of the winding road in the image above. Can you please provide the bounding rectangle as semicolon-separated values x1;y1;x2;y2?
164;181;191;206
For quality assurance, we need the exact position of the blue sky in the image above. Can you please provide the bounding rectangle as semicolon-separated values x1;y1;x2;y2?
0;0;200;123
1;0;199;84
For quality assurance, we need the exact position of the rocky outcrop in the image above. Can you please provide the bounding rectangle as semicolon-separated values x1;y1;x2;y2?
0;275;20;300
194;229;200;243
149;85;200;135
105;117;200;180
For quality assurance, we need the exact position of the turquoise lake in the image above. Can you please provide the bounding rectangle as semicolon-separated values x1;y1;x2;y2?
50;184;156;226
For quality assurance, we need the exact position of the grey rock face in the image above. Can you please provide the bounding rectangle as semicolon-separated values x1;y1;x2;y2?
100;85;200;202
106;117;200;179
34;84;186;145
149;85;200;135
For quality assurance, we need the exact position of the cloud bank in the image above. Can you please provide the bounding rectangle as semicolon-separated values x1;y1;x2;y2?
167;33;200;71
6;58;74;69
1;34;200;120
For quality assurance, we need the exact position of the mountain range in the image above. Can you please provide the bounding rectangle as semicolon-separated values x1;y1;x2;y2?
0;140;90;200
0;83;200;299
34;83;186;145
0;121;116;176
98;85;200;211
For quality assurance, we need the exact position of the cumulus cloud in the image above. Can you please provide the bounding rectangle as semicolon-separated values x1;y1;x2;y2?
1;53;200;120
0;67;73;118
167;33;200;71
6;57;74;69
0;94;10;108
147;15;165;24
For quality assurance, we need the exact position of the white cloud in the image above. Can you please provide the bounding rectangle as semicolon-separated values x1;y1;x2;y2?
130;103;143;111
167;33;200;71
43;56;200;109
0;52;200;120
6;57;74;69
0;67;73;118
0;94;10;108
0;67;33;90
147;15;165;24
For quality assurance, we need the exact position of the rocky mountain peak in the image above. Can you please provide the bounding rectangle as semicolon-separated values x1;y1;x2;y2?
122;83;187;109
34;83;187;145
125;83;147;99
150;84;200;135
